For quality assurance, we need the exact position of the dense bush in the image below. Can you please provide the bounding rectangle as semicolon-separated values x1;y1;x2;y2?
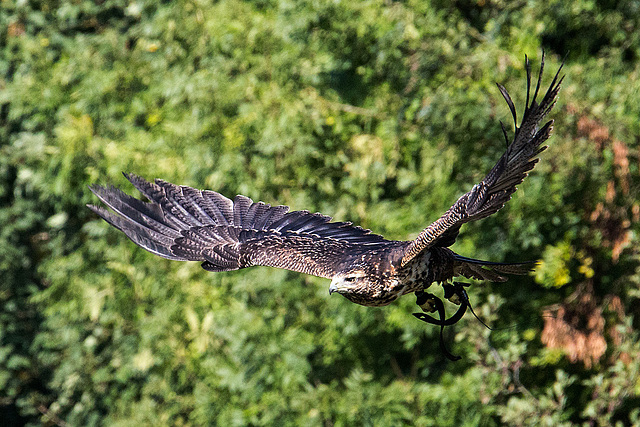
2;0;639;425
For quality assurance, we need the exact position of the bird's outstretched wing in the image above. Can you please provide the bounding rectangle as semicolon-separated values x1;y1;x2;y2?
402;54;564;266
88;173;390;279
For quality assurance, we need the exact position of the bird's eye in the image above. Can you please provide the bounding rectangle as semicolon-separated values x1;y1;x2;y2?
344;276;356;282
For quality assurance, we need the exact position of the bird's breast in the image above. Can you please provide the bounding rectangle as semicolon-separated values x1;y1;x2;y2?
397;250;433;295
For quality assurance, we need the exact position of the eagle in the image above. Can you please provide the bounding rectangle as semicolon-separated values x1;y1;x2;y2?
88;55;563;360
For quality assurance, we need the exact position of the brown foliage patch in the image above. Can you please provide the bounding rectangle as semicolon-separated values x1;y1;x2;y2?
605;295;632;366
578;114;636;262
590;201;632;262
542;289;632;367
577;116;610;151
542;292;606;368
8;21;25;38
612;140;630;195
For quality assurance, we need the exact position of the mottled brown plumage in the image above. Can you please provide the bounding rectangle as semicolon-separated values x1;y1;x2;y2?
88;55;563;338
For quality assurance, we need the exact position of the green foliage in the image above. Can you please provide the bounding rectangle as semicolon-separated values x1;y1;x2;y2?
2;0;640;425
536;241;573;289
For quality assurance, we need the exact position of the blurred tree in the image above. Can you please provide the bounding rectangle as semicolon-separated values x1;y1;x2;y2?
1;0;639;425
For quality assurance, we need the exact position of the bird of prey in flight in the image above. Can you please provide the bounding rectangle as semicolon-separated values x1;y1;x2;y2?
89;54;563;360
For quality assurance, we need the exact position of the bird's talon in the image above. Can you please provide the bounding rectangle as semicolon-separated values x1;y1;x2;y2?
451;282;492;331
443;283;462;305
413;288;471;361
415;291;439;313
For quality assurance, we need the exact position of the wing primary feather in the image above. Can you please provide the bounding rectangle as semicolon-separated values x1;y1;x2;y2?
87;204;185;260
531;50;545;111
201;190;234;225
500;121;510;149
88;184;179;238
94;175;396;276
524;54;531;114
181;186;217;225
233;195;253;227
402;55;563;266
157;180;204;227
268;210;308;231
496;83;517;130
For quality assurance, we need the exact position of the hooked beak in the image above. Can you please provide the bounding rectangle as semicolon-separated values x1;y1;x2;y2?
329;282;338;295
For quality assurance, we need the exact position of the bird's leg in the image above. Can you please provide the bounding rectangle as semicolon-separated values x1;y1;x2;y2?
446;282;492;331
412;289;467;361
413;288;468;326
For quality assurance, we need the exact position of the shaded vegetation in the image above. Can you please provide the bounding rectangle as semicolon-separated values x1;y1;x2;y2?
2;0;640;425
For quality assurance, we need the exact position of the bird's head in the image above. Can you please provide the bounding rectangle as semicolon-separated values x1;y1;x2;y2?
329;268;400;307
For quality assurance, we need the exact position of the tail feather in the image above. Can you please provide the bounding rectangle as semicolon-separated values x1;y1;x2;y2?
453;254;536;282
